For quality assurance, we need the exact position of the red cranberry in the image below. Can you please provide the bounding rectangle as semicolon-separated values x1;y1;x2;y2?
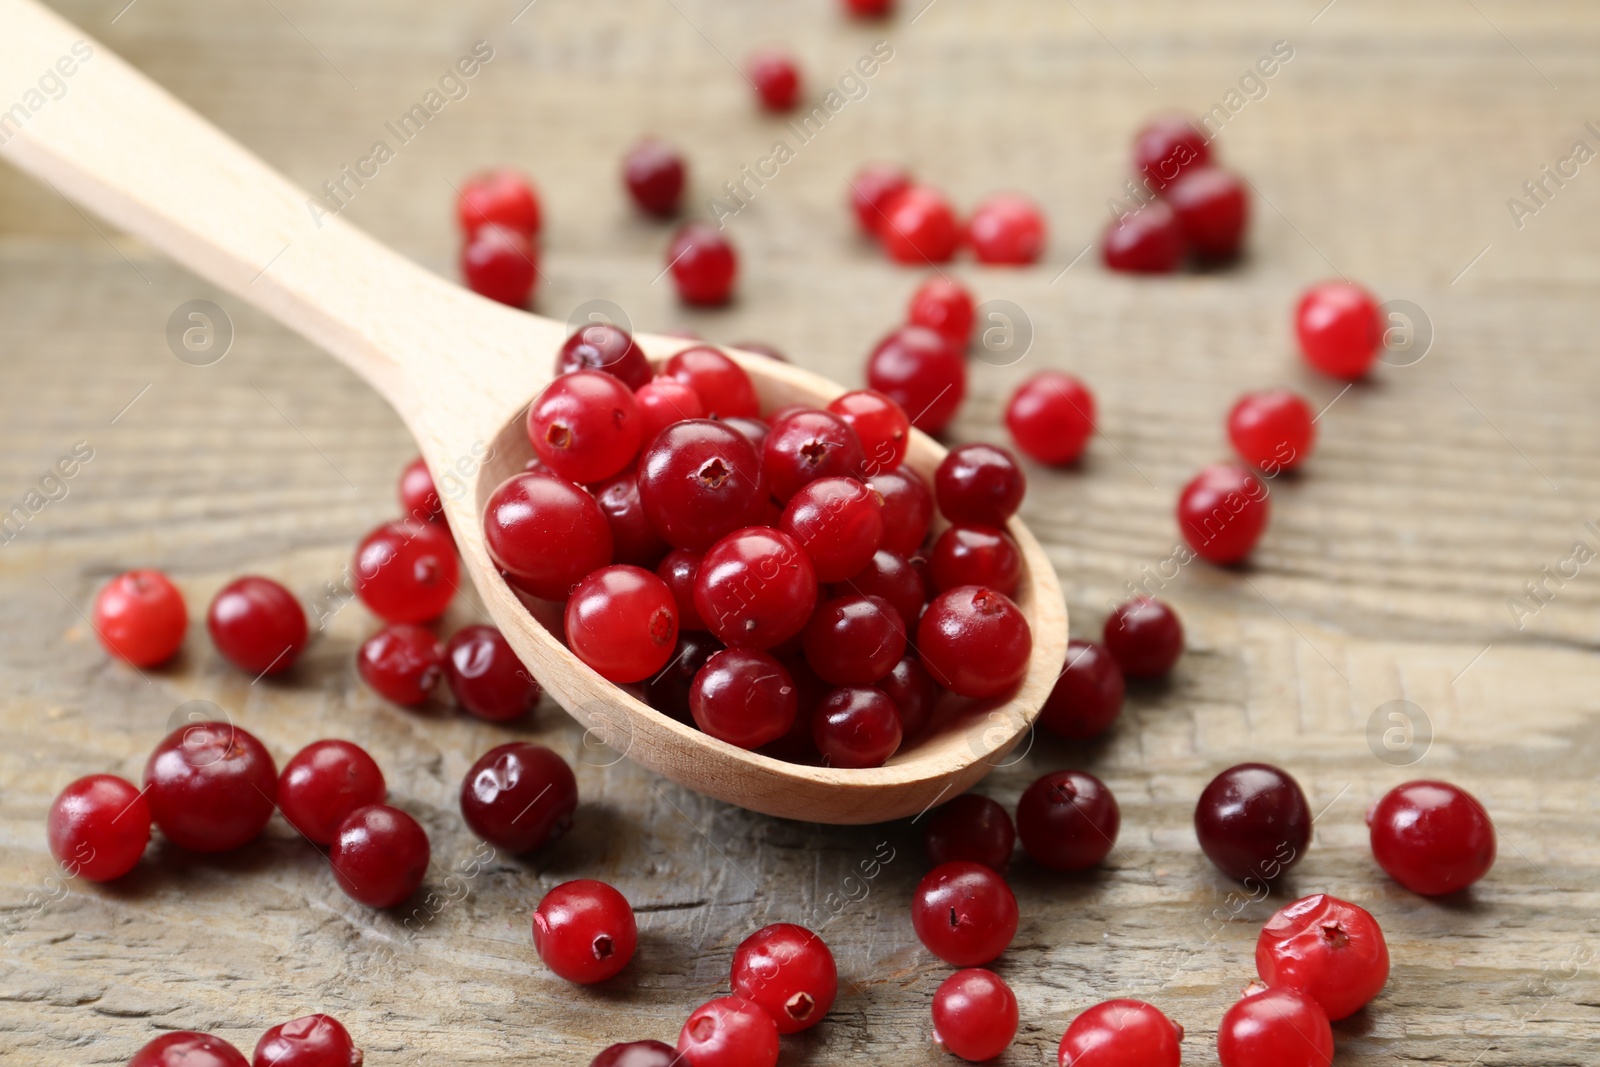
462;223;538;306
1058;999;1182;1067
831;549;924;626
143;721;277;852
880;185;960;264
655;548;707;630
130;1032;248;1067
1017;769;1119;872
634;377;706;446
1256;893;1389;1020
1133;114;1210;191
842;0;894;15
1367;780;1495;896
649;631;722;721
762;409;866;502
533;878;638;984
929;525;1021;596
1196;763;1312;884
1296;281;1384;379
483;472;613;599
667;223;738;305
925;794;1014;873
1006;372;1095;465
1039;640;1125;740
813;686;902;767
565;566;678;683
1167;166;1248;261
911;860;1017;966
444;625;540;722
459;742;577;855
329;803;428;908
967;193;1047;265
691;648;797;749
849;162;912;235
623;137;686;217
695;527;817;650
276;739;387;846
252;1013;362;1067
869;466;935;555
908;277;975;352
918;586;1031;699
354;520;458;625
637;420;766;551
803;595;906;685
207;576;306;676
877;655;937;737
47;774;150;881
731;922;837;1034
866;325;966;434
933;968;1018;1062
1217;984;1333;1067
556;324;652;391
937;443;1025;526
677;997;779;1067
1103;597;1183;677
527;371;642;485
1229;389;1316;472
590;1041;677;1067
93;569;187;667
399;456;443;523
748;49;801;110
457;169;541;236
1102;202;1184;273
780;477;884;583
827;389;911;473
663;347;760;418
1177;464;1270;565
595;472;669;567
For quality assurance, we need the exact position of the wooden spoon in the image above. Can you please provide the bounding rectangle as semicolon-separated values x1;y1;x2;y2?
0;0;1066;824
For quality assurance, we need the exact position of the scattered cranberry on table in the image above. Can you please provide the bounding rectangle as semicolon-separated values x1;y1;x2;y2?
1005;372;1095;466
1176;463;1270;565
1166;166;1249;261
1295;280;1384;379
1102;597;1183;678
353;519;458;625
911;860;1018;967
483;471;614;599
1367;779;1496;896
47;774;150;881
695;527;818;650
276;739;387;846
461;223;538;306
1038;640;1125;741
1133;114;1211;191
143;721;277;853
1255;893;1390;1020
932;968;1018;1062
252;1013;363;1067
533;879;638;984
527;370;643;485
879;184;961;264
907;275;975;350
92;568;187;667
842;0;894;16
690;648;797;749
730;922;838;1034
748;49;801;111
207;575;307;676
398;456;443;523
459;741;577;855
444;624;541;722
1195;762;1312;884
565;565;679;683
929;525;1021;596
924;793;1015;873
663;346;760;418
129;1032;249;1067
866;324;966;435
1102;201;1184;273
557;323;653;391
677;996;780;1067
667;223;738;305
329;803;429;908
590;1041;678;1067
456;169;541;237
1216;983;1334;1067
936;443;1025;526
1058;999;1183;1067
1228;388;1316;472
917;586;1031;699
849;162;912;235
966;193;1047;265
1017;769;1120;872
812;685;903;768
623;137;686;217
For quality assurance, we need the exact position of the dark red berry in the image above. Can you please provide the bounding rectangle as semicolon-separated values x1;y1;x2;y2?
880;185;960;264
866;325;966;434
483;472;613;599
695;527;818;650
868;466;935;555
207;575;306;676
929;525;1021;596
1368;780;1495;896
1102;202;1184;273
330;803;429;908
1103;597;1183;677
749;49;801;110
655;548;707;631
917;586;1031;699
459;742;577;855
924;794;1014;873
731;922;837;1034
623;138;686;217
1195;763;1312;884
462;223;538;306
556;323;652;391
646;631;722;722
936;443;1025;526
668;223;738;305
594;472;669;567
1255;893;1389;1020
813;686;902;768
1006;372;1095;465
1296;281;1384;379
691;648;797;749
399;456;443;523
276;739;387;846
1017;769;1119;872
1133;115;1210;191
911;860;1017;966
1229;389;1316;472
93;569;187;667
677;997;779;1067
634;377;706;446
849;162;912;235
933;968;1018;1062
803;594;906;685
877;655;937;738
1177;464;1270;565
762;409;866;502
457;169;541;236
1217;984;1333;1067
967;193;1046;265
842;0;894;16
354;519;458;625
1058;999;1182;1067
130;1032;248;1067
527;370;643;485
143;721;277;852
533;879;638;984
590;1041;677;1067
252;1013;362;1067
908;276;974;350
831;549;924;627
565;565;678;683
444;625;540;722
780;476;885;583
1039;640;1125;740
663;347;760;418
1167;166;1248;261
827;389;911;474
47;774;150;881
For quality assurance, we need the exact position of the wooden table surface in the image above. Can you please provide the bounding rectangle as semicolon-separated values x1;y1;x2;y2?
3;0;1599;1063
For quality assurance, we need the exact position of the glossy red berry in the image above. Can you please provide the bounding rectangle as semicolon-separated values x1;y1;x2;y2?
1256;893;1389;1020
276;740;387;846
1216;984;1333;1067
637;420;766;551
1296;281;1383;379
866;325;966;434
831;549;924;627
557;323;652;391
634;377;706;446
461;223;538;306
813;686;902;768
731;922;838;1034
779;477;884;583
929;525;1021;596
749;49;801;110
47;774;150;881
849;162;912;235
1133;115;1210;191
1167;166;1248;261
483;472;613;599
1367;780;1495;895
695;527;818;649
527;371;643;485
1102;202;1184;273
131;1032;248;1067
678;997;779;1067
667;223;737;305
444;624;540;722
869;466;935;555
565;565;678;683
917;586;1031;699
937;444;1025;526
1195;763;1312;884
803;594;906;685
911;860;1017;966
594;472;669;567
93;569;187;667
399;456;443;523
354;519;458;625
655;548;707;631
533;879;638;984
690;648;797;749
827;389;911;474
143;721;277;852
623;138;686;217
762;409;866;502
933;968;1018;1062
908;276;975;350
590;1041;678;1067
924;793;1014;872
1017;769;1119;872
663;347;759;418
1103;597;1183;677
877;655;937;737
458;169;541;236
967;193;1046;265
253;1014;362;1067
842;0;894;15
1228;389;1316;472
460;742;577;855
207;575;306;676
1177;464;1270;565
1006;372;1095;465
329;803;428;908
1058;999;1182;1067
1039;640;1124;740
880;185;960;264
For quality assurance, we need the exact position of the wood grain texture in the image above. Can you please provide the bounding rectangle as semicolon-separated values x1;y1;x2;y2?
2;0;1598;1063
